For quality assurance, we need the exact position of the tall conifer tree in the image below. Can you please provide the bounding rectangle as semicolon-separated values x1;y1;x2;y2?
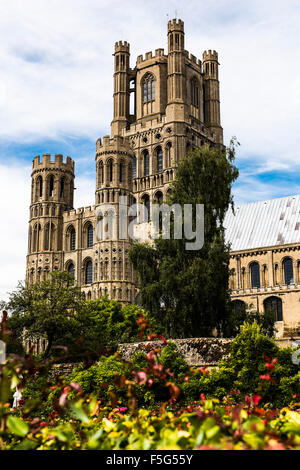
129;140;239;338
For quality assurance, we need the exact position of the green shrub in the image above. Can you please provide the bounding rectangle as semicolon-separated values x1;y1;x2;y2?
180;322;300;408
79;298;164;354
159;342;189;378
131;351;148;370
67;355;130;402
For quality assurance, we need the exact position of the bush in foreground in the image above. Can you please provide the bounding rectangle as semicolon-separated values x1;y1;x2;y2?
1;319;300;450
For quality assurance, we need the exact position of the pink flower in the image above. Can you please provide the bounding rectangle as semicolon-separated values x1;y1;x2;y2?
252;395;262;406
132;371;147;385
118;407;128;413
70;382;83;394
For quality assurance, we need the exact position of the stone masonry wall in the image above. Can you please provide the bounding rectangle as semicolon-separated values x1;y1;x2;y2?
49;336;298;379
118;338;233;367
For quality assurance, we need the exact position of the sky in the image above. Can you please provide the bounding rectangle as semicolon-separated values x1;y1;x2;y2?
0;0;300;300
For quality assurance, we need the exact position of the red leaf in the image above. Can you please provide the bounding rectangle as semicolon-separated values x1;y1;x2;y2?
158;335;168;345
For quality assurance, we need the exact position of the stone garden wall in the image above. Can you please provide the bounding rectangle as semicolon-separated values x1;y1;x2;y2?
118;337;233;367
50;336;297;379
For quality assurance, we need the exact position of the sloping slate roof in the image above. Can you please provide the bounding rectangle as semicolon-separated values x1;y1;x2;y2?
224;195;300;251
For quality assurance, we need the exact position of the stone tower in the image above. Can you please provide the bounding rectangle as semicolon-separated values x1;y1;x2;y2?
166;18;189;122
94;135;136;302
26;154;75;283
111;41;131;137
25;17;223;303
202;50;222;144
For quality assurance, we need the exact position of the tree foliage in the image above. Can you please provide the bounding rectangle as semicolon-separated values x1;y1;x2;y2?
6;272;85;358
129;140;239;338
5;272;152;359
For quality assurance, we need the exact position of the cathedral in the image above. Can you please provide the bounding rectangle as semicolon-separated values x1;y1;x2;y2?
26;18;300;339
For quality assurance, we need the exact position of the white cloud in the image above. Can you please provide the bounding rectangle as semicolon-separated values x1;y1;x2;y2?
0;159;95;301
1;0;300;297
74;174;95;209
233;175;300;206
0;163;30;301
0;0;298;160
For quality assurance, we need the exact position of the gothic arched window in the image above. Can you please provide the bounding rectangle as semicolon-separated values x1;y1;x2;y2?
28;226;32;254
133;156;137;178
87;224;93;248
99;160;104;185
143;151;149;177
36;176;43;199
232;299;246;315
165;142;172;168
142;194;150;222
250;262;260;288
156;146;163;173
191;78;199;107
60;177;65;198
283;257;294;285
33;223;41;252
119;160;124;183
154;191;163;204
142;73;155;103
69;227;76;251
154;191;163;231
108;159;113;183
264;296;283;322
49;175;54;198
44;222;55;251
85;260;93;284
68;263;75;278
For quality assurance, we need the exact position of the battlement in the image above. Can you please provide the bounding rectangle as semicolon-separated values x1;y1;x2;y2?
64;205;96;221
168;18;184;32
115;40;130;53
136;48;166;65
96;135;132;153
203;50;218;62
180;50;202;70
32;154;75;172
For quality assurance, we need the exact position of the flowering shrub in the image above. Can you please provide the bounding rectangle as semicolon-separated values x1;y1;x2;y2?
2;390;300;450
1;316;300;450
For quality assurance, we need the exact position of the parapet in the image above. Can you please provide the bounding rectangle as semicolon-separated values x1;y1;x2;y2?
115;40;130;53
64;205;96;221
136;48;167;65
203;50;219;62
183;51;202;70
168;18;184;32
32;153;75;172
96;135;132;154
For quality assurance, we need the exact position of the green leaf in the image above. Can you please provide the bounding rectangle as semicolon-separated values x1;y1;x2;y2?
70;402;90;424
14;439;38;450
194;429;204;447
7;416;29;437
206;425;220;440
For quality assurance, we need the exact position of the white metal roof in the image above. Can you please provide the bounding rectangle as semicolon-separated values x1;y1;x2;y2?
224;194;300;251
